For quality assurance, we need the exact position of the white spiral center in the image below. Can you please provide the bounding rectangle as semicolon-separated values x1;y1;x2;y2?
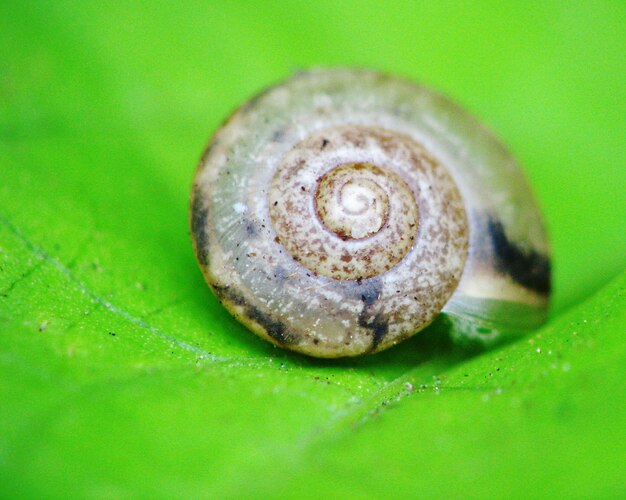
340;182;371;215
316;163;390;240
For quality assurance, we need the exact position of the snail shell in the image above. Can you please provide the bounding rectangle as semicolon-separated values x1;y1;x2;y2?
191;68;550;358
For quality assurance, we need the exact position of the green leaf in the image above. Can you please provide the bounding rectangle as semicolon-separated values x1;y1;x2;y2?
1;1;624;497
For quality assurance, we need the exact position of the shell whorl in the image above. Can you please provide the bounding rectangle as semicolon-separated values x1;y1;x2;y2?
191;68;551;357
269;125;467;283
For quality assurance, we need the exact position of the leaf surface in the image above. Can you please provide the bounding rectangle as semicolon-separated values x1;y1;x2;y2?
1;1;624;497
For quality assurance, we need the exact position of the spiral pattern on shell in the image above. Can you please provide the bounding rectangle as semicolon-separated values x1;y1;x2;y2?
191;69;551;358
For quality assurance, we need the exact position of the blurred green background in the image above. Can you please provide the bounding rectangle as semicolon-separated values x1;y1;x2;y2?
1;1;624;498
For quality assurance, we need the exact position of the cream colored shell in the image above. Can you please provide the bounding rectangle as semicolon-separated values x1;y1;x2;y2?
191;69;551;358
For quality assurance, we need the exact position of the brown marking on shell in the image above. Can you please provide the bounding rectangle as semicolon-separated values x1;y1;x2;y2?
487;217;551;294
211;283;298;346
190;185;210;266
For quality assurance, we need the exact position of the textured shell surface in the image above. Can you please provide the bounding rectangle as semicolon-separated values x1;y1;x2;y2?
191;68;551;358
